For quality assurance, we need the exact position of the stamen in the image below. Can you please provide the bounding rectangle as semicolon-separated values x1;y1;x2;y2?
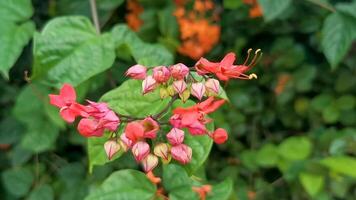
249;52;263;68
243;48;253;66
248;49;262;68
248;73;258;79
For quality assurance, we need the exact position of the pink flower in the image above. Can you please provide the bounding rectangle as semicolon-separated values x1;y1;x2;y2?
126;64;147;80
104;140;121;160
191;82;206;100
171;144;192;164
166;128;185;145
153;143;170;161
205;79;220;95
153;66;170;83
132;141;150;162
169;97;225;135
141;154;158;173
120;133;134;151
77;118;103;137
142;75;157;94
173;80;187;94
170;63;189;80
211;128;228;144
125;121;145;142
141;117;159;139
49;83;88;123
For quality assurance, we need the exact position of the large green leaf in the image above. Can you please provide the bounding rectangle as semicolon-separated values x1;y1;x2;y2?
258;0;292;21
207;178;234;200
111;24;174;66
1;167;34;198
13;85;59;153
320;156;356;178
278;136;312;161
87;80;170;170
85;169;156;200
299;172;324;197
321;12;356;68
32;16;115;87
0;0;35;78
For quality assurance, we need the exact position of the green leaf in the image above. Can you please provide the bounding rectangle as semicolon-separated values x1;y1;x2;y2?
158;6;179;39
32;16;115;87
1;167;34;197
299;172;324;197
320;156;356;178
278;136;312;161
207;178;234;200
111;24;174;66
85;169;156;200
321;12;356;68
336;1;356;19
224;0;243;9
256;143;279;167
0;0;35;78
28;184;54;200
258;0;292;21
88;80;169;170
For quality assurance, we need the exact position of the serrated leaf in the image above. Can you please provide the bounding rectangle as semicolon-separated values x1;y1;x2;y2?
278;136;312;161
32;16;115;87
321;13;356;68
1;167;34;198
85;169;156;200
258;0;292;21
320;156;356;178
299;172;324;197
0;0;35;78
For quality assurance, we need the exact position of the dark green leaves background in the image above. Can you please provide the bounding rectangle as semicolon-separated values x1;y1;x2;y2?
0;0;355;199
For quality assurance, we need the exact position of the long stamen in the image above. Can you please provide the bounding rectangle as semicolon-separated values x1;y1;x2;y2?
243;48;253;66
248;49;261;68
248;52;263;68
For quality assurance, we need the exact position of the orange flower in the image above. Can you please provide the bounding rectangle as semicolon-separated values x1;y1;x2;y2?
125;0;144;31
243;0;263;18
175;0;220;60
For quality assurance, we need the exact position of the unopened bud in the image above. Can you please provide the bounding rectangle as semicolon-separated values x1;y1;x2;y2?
104;140;121;160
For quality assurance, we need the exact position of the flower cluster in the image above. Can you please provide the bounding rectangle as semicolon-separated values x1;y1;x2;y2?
49;51;261;173
174;0;220;59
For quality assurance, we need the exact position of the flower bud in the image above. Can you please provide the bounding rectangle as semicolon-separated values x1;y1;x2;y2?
191;82;206;100
126;64;147;80
104;140;121;160
120;133;134;152
166;128;185;145
160;87;169;99
154;143;171;163
205;79;220;95
173;80;187;94
179;89;190;103
170;63;189;80
153;66;170;83
211;128;228;144
142;75;157;94
171;144;192;164
167;85;176;96
142;154;159;173
132;141;150;162
141;117;159;139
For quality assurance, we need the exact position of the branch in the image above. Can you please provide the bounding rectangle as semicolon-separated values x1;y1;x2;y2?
153;95;179;119
89;0;101;34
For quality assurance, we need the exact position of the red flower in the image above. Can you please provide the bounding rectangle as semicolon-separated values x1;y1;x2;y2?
195;50;261;81
49;84;88;123
124;117;160;142
170;97;225;135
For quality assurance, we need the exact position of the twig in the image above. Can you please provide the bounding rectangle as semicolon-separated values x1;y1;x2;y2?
89;0;101;34
153;95;178;119
306;0;336;12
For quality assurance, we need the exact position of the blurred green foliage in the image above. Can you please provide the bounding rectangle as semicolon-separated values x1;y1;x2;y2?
0;0;355;199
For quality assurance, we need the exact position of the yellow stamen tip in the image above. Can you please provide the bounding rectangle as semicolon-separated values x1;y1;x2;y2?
255;49;261;54
249;73;258;79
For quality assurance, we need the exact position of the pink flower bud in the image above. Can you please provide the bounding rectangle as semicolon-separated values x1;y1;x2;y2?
132;141;150;162
173;80;187;94
170;63;189;80
141;117;159;139
126;64;147;80
191;82;206;100
120;133;134;151
205;79;220;95
77;118;103;137
211;128;228;144
171;144;192;164
153;143;170;161
153;66;170;83
104;140;121;160
166;128;185;145
141;154;158;173
142;75;157;94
